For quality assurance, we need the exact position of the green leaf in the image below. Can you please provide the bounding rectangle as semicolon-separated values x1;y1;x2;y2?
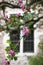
7;55;13;60
10;43;16;50
14;56;17;60
15;49;19;53
7;40;11;44
8;23;12;27
29;55;43;65
5;46;11;52
38;42;43;50
10;15;15;18
28;13;33;21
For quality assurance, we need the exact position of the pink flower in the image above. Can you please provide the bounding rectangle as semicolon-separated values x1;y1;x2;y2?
7;18;11;22
8;50;14;56
22;28;30;35
3;59;9;65
18;0;22;3
27;6;30;11
3;16;7;20
20;5;25;10
16;13;20;17
0;0;3;2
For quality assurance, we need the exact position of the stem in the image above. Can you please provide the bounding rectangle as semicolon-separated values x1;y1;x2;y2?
14;35;24;50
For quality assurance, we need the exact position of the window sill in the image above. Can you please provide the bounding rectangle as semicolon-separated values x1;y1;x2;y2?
15;52;35;57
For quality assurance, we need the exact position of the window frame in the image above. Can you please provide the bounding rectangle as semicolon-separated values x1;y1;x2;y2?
5;8;37;56
16;27;35;56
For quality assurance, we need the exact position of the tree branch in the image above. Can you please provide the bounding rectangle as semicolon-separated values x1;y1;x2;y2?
0;2;20;8
0;0;42;8
25;16;43;28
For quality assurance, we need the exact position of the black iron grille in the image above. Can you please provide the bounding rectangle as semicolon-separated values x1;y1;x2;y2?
23;30;34;52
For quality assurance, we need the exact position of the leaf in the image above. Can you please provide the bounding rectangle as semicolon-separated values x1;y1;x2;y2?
14;56;17;60
10;43;17;50
10;15;15;18
7;40;11;44
5;46;11;52
29;55;43;65
8;23;12;27
7;55;13;60
15;49;19;53
28;13;33;21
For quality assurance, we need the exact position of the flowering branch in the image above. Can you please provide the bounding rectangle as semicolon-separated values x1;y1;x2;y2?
2;0;40;65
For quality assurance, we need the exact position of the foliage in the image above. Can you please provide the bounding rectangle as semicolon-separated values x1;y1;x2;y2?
38;41;43;51
5;39;18;60
38;41;43;55
3;1;38;31
29;41;43;65
29;55;43;65
4;11;37;31
0;26;5;32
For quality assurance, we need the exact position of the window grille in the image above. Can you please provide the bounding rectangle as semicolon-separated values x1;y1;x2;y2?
23;30;34;52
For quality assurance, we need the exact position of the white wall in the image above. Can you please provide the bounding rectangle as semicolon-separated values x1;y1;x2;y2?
5;7;24;17
3;7;43;56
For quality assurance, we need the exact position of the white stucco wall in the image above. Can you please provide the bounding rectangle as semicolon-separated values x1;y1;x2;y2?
5;7;24;17
4;7;43;56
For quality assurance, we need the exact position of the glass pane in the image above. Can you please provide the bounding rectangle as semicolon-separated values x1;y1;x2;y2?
23;30;34;52
10;29;20;52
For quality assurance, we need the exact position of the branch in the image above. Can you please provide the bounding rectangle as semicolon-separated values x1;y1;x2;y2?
0;0;42;8
0;2;20;8
25;16;43;28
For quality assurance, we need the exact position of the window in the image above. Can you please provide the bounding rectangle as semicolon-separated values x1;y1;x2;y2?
10;27;34;56
23;30;34;52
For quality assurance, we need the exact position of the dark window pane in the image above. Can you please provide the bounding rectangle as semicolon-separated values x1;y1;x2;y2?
23;30;34;52
10;29;20;52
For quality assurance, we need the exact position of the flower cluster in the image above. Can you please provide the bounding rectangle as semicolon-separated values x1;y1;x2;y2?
22;28;30;35
18;0;22;3
8;50;15;56
3;59;9;65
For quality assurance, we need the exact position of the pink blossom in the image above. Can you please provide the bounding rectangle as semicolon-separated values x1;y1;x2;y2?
8;50;14;56
3;16;7;20
16;13;20;17
7;18;11;22
18;0;22;3
27;6;30;11
20;5;25;10
3;59;9;65
22;28;30;35
0;0;3;2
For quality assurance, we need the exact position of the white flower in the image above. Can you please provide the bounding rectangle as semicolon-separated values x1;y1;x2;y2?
30;9;35;13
